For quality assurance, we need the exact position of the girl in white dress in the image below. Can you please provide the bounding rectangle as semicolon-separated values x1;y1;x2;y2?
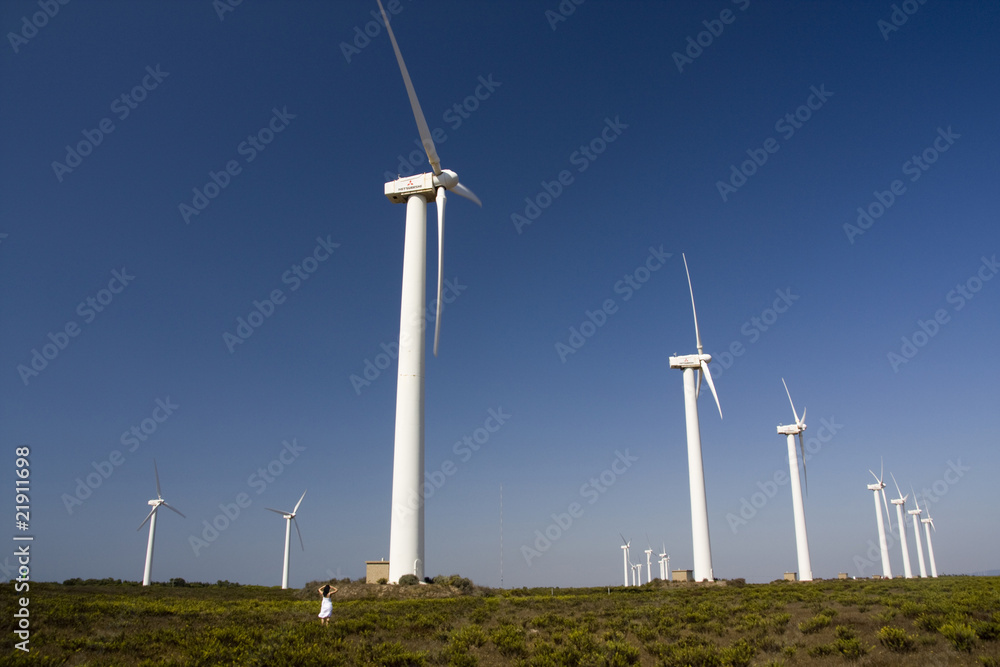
317;584;337;625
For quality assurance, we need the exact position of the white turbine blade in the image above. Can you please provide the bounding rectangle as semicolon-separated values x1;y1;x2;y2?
293;489;307;515
891;472;903;500
265;507;288;516
153;459;163;499
376;0;441;175
696;366;702;398
798;432;808;495
869;469;881;484
293;517;304;551
433;186;446;357
162;501;185;519
137;506;156;531
800;406;806;425
682;253;703;355
450;181;481;207
912;486;922;512
881;488;893;531
700;359;723;420
781;378;800;424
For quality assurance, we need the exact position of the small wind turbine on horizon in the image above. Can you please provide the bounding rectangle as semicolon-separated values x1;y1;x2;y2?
644;537;653;586
921;500;939;577
867;461;894;579
658;543;670;581
909;486;928;577
266;489;307;590
619;534;631;587
376;0;483;584
889;474;914;578
776;378;812;581
137;460;185;587
669;254;723;583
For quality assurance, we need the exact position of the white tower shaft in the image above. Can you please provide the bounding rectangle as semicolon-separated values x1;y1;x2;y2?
142;510;157;586
924;521;938;577
911;513;927;577
281;518;292;589
893;502;913;578
873;490;892;578
621;546;629;587
388;193;428;584
785;434;812;581
682;366;713;582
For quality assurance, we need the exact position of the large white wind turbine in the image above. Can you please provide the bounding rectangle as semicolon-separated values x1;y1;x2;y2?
889;474;913;578
266;489;307;590
137;460;185;587
619;534;631;587
377;0;482;584
922;502;938;577
867;462;893;579
669;254;723;582
909;487;928;577
776;378;812;581
644;539;654;586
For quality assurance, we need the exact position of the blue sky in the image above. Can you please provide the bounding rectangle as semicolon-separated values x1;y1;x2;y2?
2;0;998;589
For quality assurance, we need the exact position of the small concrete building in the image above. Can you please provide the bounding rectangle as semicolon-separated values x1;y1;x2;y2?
784;572;798;582
366;560;389;584
672;569;694;582
838;572;849;580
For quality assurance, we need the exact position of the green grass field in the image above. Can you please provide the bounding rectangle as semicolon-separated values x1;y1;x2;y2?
4;576;998;666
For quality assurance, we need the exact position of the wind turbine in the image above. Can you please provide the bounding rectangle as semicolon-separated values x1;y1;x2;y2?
644;538;653;585
867;462;893;579
909;487;928;577
376;0;482;584
922;502;938;577
889;474;913;578
619;534;631;587
658;542;669;581
669;254;723;583
776;378;812;581
137;460;185;587
265;489;307;589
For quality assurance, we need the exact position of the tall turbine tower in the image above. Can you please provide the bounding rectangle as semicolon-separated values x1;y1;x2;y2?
376;0;482;584
265;490;307;589
867;463;893;579
910;488;928;577
644;542;653;585
776;379;812;581
619;535;631;587
922;504;938;577
137;460;185;587
669;254;723;582
889;474;913;578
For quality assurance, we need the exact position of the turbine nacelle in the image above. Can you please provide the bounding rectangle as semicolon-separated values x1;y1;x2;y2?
776;423;805;436
669;353;712;369
867;482;885;491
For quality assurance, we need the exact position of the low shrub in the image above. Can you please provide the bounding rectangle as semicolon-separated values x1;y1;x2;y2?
940;621;977;653
877;625;916;652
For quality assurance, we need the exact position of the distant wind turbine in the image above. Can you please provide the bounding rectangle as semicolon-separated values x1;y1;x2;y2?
266;489;307;589
376;0;482;584
922;502;938;577
909;487;928;577
669;254;723;583
889;474;913;578
776;378;812;581
644;538;653;586
867;461;893;578
137;460;185;587
658;543;669;581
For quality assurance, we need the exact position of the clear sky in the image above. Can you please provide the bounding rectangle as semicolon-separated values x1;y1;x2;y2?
2;0;998;589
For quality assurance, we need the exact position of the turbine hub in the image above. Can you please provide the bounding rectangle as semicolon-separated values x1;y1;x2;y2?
432;169;459;189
